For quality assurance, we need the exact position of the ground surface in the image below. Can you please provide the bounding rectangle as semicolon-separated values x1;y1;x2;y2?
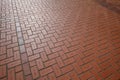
0;0;120;80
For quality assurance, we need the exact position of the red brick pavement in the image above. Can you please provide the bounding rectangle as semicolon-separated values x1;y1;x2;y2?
0;0;120;80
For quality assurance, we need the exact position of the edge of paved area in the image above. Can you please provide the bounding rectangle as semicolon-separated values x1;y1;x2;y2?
95;0;120;14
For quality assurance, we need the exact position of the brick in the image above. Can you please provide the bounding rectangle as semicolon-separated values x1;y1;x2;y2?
25;75;33;80
0;65;6;78
31;42;37;50
25;39;34;44
64;57;75;65
40;67;53;76
25;43;31;48
62;45;69;53
56;57;64;67
48;52;59;59
41;38;51;43
81;62;92;71
44;46;51;54
16;71;24;80
80;71;93;80
29;54;40;61
35;37;41;44
52;47;62;52
48;73;56;80
64;40;71;47
61;65;73;74
15;65;22;72
55;41;64;47
31;66;39;79
59;51;67;60
67;49;83;58
91;61;101;72
7;48;13;57
21;53;28;63
13;46;19;51
45;59;56;67
72;63;83;74
7;43;18;48
47;41;54;48
12;36;18;43
18;38;24;45
82;55;94;63
74;55;83;66
38;76;48;80
42;29;47;35
29;34;38;39
38;33;44;39
40;52;48;62
23;63;31;75
0;54;6;60
6;35;12;40
17;32;23;38
8;68;15;80
69;71;80;80
0;46;6;55
19;45;26;53
58;74;71;80
26;47;33;56
8;60;21;68
36;58;44;70
27;30;32;35
0;57;13;65
14;51;20;60
16;27;21;32
51;37;57;43
100;67;113;79
1;32;6;39
16;23;20;27
33;48;44;54
52;64;62;76
90;68;103;80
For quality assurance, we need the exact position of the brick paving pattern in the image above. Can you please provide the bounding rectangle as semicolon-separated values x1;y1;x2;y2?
0;0;120;80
